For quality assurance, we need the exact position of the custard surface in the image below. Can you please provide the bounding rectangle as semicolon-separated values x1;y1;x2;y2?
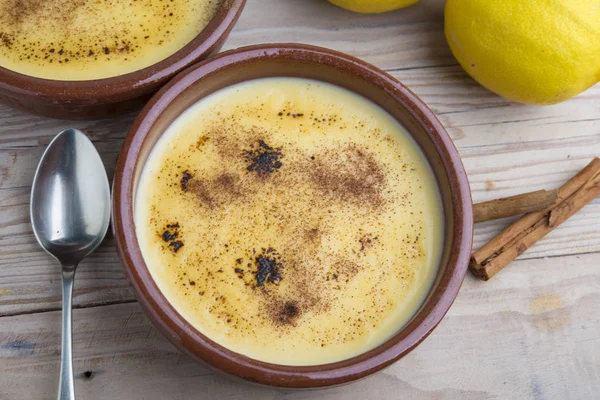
0;0;219;80
135;78;444;366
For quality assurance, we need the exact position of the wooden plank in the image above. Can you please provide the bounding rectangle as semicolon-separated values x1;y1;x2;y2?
0;190;132;316
0;109;136;147
465;138;600;254
0;234;134;317
395;66;600;147
0;252;597;399
0;140;121;189
223;0;454;72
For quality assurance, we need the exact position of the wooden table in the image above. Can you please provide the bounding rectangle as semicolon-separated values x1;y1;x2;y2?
1;1;599;398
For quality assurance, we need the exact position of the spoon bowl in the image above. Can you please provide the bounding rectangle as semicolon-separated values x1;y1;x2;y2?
30;128;110;400
31;129;110;265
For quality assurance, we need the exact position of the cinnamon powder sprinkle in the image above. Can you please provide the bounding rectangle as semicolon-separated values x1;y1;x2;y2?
181;172;241;209
310;145;387;208
277;301;300;325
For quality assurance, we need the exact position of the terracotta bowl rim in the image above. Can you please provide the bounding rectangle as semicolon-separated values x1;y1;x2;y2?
0;0;246;103
112;43;473;388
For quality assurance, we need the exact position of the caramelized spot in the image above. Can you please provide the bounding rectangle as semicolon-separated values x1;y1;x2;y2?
168;240;184;253
162;230;178;242
244;140;283;177
254;251;283;287
160;223;184;253
180;170;192;191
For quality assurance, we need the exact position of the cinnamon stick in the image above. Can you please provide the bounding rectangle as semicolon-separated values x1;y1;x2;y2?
473;189;558;223
470;157;600;280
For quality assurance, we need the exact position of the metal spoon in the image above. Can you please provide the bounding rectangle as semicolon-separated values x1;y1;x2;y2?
30;129;111;400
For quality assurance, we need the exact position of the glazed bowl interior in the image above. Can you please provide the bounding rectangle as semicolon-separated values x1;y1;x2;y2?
114;44;473;388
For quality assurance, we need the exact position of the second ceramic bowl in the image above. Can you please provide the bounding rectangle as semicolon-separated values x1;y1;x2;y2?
0;0;246;119
112;43;473;388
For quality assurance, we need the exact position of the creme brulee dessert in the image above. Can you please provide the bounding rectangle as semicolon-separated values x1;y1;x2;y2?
135;78;444;366
0;0;219;80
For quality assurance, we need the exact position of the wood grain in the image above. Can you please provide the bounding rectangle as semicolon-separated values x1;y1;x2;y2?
0;252;598;399
0;0;599;398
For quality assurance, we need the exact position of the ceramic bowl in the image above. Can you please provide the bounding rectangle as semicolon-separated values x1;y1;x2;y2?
112;43;473;388
0;0;246;119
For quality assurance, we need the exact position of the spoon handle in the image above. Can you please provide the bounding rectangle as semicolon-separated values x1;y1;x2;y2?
58;267;76;400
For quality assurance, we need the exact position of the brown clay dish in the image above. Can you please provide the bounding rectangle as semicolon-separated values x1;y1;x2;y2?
112;43;474;388
0;0;246;119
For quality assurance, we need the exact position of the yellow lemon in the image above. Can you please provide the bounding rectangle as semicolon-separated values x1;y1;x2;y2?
445;0;600;105
328;0;421;14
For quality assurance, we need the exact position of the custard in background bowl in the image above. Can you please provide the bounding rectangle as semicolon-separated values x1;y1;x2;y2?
0;0;246;118
113;44;473;387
